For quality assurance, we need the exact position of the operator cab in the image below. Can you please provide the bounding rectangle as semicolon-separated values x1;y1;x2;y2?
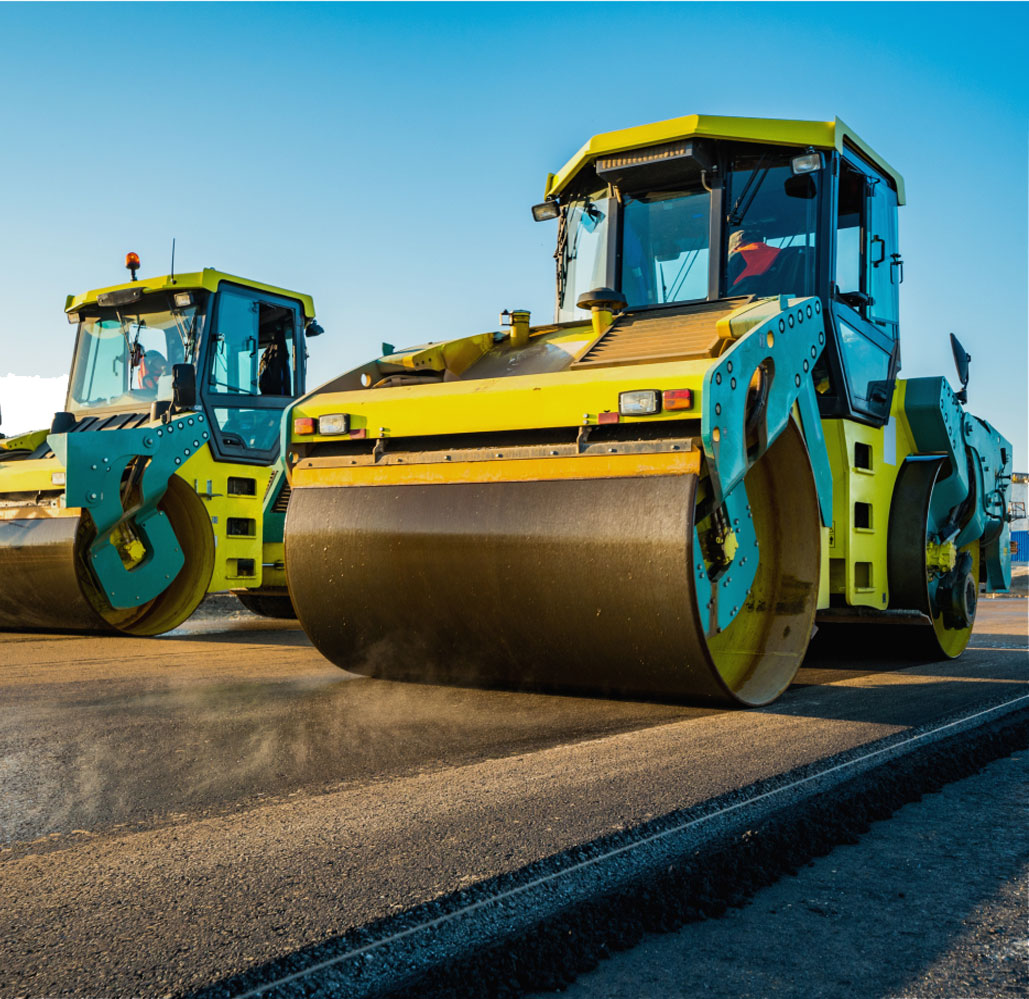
65;270;317;464
543;119;903;426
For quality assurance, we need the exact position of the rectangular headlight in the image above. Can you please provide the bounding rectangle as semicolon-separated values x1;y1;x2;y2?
531;201;560;222
619;390;660;416
173;292;193;308
791;152;823;175
317;413;350;435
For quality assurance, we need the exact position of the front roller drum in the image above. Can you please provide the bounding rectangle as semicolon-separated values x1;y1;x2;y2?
0;475;215;636
287;423;821;705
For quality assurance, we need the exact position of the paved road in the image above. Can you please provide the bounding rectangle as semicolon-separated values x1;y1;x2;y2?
528;751;1029;999
0;600;1025;997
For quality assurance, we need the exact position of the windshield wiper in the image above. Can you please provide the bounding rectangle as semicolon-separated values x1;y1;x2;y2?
727;154;770;227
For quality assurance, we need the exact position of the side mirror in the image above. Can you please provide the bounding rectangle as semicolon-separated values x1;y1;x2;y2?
306;321;324;338
171;363;197;410
950;333;970;404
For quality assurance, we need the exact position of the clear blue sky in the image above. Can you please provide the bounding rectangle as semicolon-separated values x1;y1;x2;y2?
1;2;1026;465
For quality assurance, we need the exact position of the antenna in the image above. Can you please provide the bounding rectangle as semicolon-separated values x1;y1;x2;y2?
170;238;176;284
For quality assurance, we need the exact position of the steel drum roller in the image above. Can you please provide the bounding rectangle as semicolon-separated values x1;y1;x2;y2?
0;476;215;636
286;423;820;705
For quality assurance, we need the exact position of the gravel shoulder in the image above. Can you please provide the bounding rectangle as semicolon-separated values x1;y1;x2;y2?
530;751;1028;999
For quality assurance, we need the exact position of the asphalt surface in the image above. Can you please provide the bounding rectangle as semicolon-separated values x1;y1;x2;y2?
0;600;1025;997
529;752;1028;999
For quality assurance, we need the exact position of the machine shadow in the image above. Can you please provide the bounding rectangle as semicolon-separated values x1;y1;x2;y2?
767;627;1028;725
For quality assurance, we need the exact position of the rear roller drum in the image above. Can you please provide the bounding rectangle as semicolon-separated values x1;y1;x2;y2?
285;421;821;705
886;458;980;660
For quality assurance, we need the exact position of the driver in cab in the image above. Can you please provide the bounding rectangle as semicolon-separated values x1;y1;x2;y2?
727;227;781;290
137;350;167;392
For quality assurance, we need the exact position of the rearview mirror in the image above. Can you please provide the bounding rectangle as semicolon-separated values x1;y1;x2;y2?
950;333;970;403
171;363;197;410
784;174;817;199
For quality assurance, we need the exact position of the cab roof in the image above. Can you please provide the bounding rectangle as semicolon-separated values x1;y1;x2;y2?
544;114;905;205
64;268;317;319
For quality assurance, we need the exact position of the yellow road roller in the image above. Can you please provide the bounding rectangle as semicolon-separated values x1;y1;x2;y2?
283;114;1012;705
0;259;323;633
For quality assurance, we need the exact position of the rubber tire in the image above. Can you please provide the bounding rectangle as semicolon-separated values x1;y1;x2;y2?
235;592;297;619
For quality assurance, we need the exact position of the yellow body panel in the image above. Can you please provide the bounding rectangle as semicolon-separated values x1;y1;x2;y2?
821;381;923;610
0;457;66;497
0;429;50;452
65;268;316;320
293;448;701;489
545;114;905;203
261;541;287;588
174;445;275;592
293;356;709;442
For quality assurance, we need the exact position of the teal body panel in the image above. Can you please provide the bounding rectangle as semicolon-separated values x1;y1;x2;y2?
48;413;211;608
696;296;833;634
903;376;1012;592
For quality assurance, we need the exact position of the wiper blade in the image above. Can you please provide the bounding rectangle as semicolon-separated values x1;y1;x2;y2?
727;154;770;227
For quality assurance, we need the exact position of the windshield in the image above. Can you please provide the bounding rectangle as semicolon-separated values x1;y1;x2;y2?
724;148;820;298
622;188;711;307
556;196;613;322
552;144;824;320
68;297;201;414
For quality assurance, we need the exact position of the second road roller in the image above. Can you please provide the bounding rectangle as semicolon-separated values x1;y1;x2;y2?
283;113;1013;705
0;259;324;633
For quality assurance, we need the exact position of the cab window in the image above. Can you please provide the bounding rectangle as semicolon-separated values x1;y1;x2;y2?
205;285;301;457
832;154;901;424
208;288;297;398
621;188;711;307
725;148;820;299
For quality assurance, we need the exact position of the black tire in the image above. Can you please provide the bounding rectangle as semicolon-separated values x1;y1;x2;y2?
235;592;297;619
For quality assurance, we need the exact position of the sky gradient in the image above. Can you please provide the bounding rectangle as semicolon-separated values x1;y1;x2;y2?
0;2;1025;465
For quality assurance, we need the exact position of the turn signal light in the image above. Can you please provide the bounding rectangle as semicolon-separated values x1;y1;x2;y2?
293;416;316;436
619;390;660;416
662;388;693;411
318;413;349;435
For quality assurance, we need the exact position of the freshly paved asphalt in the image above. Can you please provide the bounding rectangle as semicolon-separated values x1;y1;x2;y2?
0;600;1025;997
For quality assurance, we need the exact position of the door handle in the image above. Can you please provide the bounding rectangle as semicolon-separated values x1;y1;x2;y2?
871;235;886;266
890;253;904;284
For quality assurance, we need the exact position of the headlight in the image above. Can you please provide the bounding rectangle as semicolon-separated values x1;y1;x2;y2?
619;390;660;416
317;413;350;435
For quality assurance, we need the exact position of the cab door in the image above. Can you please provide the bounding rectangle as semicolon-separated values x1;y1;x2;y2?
203;283;304;464
832;152;901;425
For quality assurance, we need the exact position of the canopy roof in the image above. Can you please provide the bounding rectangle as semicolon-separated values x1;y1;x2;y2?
65;268;316;319
544;114;905;204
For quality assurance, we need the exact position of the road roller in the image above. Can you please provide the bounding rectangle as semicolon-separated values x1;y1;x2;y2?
0;258;324;633
283;114;1013;705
